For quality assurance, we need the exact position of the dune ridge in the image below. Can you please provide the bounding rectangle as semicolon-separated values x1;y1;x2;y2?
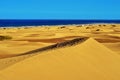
0;37;88;59
0;37;88;70
0;38;120;80
18;37;88;56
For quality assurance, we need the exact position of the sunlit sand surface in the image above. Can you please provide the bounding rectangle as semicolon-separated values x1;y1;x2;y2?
0;24;120;80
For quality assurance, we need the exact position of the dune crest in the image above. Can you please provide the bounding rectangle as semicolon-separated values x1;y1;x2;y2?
0;38;120;80
0;37;88;70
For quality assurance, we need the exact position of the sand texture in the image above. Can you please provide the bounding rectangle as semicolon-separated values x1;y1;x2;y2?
0;24;120;80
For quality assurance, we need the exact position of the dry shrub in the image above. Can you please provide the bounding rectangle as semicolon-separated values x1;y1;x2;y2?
0;35;12;41
96;29;100;31
111;25;116;27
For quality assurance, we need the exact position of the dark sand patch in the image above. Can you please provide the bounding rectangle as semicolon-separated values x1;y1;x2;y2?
95;38;120;43
0;54;15;59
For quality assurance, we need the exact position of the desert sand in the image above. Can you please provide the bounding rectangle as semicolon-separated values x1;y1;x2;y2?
0;24;120;80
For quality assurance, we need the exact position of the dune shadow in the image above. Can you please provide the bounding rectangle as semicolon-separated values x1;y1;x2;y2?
0;37;88;70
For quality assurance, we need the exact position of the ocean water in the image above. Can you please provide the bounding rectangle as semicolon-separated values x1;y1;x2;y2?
0;20;120;27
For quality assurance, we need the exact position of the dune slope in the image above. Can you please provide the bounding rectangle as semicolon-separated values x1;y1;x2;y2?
0;38;120;80
0;38;87;70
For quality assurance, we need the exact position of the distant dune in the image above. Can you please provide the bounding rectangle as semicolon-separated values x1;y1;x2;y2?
0;38;120;80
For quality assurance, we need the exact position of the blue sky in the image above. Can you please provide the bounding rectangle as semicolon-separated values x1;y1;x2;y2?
0;0;120;19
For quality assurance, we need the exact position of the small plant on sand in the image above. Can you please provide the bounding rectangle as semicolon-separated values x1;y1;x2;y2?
60;26;66;29
98;25;101;27
86;27;90;29
111;25;116;27
24;27;29;29
17;28;21;29
103;25;106;26
0;35;12;41
3;28;6;30
96;29;100;31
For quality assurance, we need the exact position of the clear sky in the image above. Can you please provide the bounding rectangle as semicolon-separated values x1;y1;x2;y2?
0;0;120;19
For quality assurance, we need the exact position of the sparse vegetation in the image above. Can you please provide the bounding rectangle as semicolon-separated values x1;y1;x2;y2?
98;25;101;27
103;25;106;26
3;28;6;30
86;27;90;29
111;25;116;27
24;27;30;29
17;28;21;29
0;35;12;41
60;26;66;29
96;29;100;31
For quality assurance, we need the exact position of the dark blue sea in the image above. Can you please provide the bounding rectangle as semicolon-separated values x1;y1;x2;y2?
0;19;120;27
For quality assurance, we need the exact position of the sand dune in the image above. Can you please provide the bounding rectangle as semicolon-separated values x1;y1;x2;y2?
0;37;88;70
0;38;120;80
0;24;120;57
103;42;120;54
0;24;120;80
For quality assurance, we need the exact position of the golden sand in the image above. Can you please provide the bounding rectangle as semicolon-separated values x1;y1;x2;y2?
0;24;120;80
